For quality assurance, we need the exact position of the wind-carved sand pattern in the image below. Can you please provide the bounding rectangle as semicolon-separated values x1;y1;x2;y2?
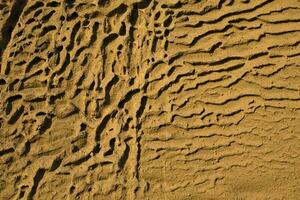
0;0;300;199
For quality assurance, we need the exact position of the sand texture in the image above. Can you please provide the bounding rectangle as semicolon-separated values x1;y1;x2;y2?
0;0;300;199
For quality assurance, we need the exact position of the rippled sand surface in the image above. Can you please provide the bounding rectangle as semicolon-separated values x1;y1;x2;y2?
0;0;300;199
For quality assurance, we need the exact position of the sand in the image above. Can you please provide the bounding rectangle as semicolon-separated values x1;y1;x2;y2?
0;0;300;199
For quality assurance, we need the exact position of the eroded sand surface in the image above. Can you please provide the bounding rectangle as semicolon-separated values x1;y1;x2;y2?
0;0;300;199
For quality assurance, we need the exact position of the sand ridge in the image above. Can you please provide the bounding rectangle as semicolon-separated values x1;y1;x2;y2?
0;0;300;199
